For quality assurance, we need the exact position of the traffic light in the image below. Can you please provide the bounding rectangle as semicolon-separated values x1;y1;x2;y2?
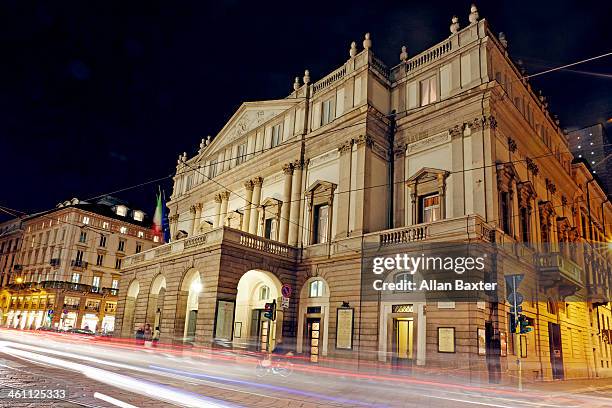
518;315;533;334
510;313;517;333
510;306;522;314
264;299;276;321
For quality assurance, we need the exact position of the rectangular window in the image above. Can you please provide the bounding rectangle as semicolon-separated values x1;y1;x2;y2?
119;226;127;234
71;273;80;283
185;174;194;191
76;250;84;263
99;235;107;247
115;258;122;270
420;76;437;106
111;279;119;289
500;191;511;234
136;243;142;254
419;194;440;223
102;221;110;229
321;99;334;126
79;231;87;243
236;142;247;165
309;280;324;297
520;207;530;244
118;240;125;252
271;124;282;148
82;216;90;225
92;276;100;289
264;218;277;240
313;204;329;244
96;254;104;266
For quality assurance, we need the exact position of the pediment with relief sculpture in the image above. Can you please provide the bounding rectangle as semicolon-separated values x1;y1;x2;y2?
197;99;302;160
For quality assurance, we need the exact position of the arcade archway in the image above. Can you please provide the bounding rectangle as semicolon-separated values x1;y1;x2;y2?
233;270;282;352
147;274;167;339
121;279;140;338
177;268;202;343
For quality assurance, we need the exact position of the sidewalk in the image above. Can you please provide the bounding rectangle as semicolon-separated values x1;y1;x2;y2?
525;376;612;393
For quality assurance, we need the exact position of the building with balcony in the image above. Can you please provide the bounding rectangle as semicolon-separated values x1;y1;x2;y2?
0;218;24;325
114;5;611;382
2;196;158;333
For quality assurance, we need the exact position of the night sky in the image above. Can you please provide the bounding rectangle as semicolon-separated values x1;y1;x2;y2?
1;0;611;222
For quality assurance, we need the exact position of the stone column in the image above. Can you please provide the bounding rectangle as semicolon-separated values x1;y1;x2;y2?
288;164;303;246
351;135;372;235
213;194;222;228
192;203;202;236
169;215;178;240
394;146;406;228
279;164;294;243
219;191;230;228
187;205;197;237
437;173;447;219
335;142;352;238
511;181;520;240
533;200;541;252
242;181;254;232
249;177;263;234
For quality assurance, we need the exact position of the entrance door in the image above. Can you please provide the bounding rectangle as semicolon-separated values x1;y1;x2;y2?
186;310;197;342
260;320;270;352
392;318;414;368
305;318;321;363
549;322;564;379
250;309;262;350
485;322;501;384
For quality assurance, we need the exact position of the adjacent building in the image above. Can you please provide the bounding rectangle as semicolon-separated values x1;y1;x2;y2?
113;6;611;382
1;196;158;333
0;218;24;324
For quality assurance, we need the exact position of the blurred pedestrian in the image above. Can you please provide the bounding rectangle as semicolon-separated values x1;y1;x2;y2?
135;324;145;345
144;323;152;347
152;326;160;347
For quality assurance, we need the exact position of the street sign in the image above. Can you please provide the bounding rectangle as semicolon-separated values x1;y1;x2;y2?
281;284;292;298
507;292;524;306
281;296;290;309
505;274;524;294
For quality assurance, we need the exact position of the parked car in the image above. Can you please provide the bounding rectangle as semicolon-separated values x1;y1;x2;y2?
36;326;58;332
67;328;95;335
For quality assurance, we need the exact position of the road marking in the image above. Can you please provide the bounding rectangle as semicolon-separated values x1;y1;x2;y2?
0;342;239;408
94;392;139;408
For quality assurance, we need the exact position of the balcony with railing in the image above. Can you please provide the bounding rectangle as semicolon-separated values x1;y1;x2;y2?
123;226;299;269
535;252;583;296
102;287;119;296
71;260;88;269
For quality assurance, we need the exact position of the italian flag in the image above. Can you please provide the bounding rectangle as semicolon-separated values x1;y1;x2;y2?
152;191;163;242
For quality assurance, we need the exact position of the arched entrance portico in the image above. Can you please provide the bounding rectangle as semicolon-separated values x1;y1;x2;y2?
147;274;167;339
121;279;140;337
233;269;283;352
176;268;202;343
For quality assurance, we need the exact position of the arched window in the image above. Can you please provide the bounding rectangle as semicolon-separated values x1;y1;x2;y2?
259;285;270;301
309;280;324;298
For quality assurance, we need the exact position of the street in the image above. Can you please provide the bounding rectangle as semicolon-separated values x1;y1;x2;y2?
0;329;610;408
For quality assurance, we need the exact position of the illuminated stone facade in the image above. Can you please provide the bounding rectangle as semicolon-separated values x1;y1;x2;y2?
115;7;612;382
